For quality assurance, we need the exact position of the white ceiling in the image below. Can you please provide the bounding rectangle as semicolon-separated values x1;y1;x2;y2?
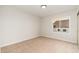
15;5;77;17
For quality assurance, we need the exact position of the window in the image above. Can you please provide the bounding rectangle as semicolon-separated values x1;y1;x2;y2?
53;19;69;32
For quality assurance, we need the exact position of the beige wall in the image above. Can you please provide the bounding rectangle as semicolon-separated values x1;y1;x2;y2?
41;9;77;43
0;6;40;47
0;48;1;52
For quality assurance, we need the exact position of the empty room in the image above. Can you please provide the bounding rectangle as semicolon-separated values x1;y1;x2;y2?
0;5;79;53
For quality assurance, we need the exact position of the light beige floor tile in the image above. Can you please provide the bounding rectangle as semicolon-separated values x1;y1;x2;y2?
1;37;79;53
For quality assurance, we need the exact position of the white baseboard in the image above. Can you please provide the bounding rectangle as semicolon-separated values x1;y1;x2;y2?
41;35;77;44
0;35;40;48
0;35;77;48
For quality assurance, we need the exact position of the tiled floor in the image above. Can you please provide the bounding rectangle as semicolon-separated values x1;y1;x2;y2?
1;36;79;53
